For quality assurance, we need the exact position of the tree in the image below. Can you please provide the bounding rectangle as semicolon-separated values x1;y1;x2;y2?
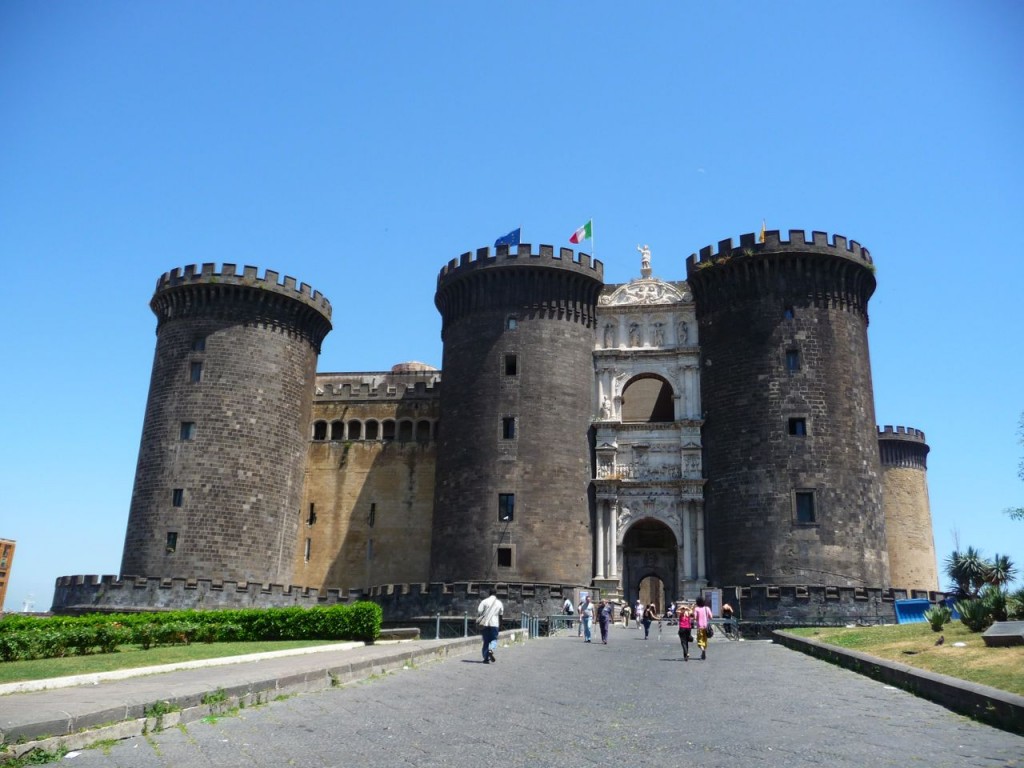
987;553;1017;588
1007;411;1024;521
945;546;991;599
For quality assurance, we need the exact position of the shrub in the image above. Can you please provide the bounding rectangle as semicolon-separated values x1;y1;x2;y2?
923;604;950;632
1008;587;1024;620
982;586;1009;623
955;598;993;632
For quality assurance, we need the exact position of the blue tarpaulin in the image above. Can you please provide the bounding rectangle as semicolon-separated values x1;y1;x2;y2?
894;598;932;624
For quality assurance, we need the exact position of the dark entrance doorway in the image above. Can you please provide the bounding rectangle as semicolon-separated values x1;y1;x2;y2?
621;518;678;611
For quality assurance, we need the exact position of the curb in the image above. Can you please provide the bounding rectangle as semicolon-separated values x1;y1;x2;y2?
772;630;1024;735
0;630;526;763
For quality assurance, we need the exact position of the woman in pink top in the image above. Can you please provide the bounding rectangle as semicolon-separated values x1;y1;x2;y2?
677;604;694;661
694;596;713;660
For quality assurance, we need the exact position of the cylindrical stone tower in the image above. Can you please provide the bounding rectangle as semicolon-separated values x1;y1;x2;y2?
878;425;937;592
430;243;604;585
121;263;332;586
686;230;888;587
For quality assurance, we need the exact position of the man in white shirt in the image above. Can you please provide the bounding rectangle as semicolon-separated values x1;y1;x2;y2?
477;588;504;664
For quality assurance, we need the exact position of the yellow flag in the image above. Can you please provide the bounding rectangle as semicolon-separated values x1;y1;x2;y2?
758;220;766;243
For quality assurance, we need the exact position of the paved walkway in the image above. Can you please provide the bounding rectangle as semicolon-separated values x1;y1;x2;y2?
3;624;1023;767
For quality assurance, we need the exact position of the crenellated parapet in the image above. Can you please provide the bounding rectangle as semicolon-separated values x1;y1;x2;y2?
50;574;351;613
435;243;606;335
314;370;441;400
878;425;930;469
688;229;872;266
685;230;876;318
151;263;333;351
437;243;603;285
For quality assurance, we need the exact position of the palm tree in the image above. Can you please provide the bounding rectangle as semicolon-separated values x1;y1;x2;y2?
986;553;1017;589
945;546;991;599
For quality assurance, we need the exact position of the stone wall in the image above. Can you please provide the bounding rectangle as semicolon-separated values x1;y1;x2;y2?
687;231;888;587
430;244;604;585
121;264;331;587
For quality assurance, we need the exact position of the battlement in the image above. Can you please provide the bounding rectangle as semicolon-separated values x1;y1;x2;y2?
155;263;332;320
436;243;604;287
314;370;442;400
51;574;351;613
878;425;930;469
685;230;872;269
877;425;927;443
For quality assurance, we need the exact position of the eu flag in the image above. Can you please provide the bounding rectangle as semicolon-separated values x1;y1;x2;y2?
494;228;521;247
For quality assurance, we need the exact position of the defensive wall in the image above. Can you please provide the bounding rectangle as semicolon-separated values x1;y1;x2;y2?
53;575;947;626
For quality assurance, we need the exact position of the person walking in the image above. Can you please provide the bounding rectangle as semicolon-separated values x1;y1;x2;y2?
634;600;643;629
642;602;657;640
577;598;585;637
563;596;575;630
620;602;631;628
580;595;595;642
721;602;734;637
476;588;504;664
598;599;612;644
677;604;694;661
694;596;713;660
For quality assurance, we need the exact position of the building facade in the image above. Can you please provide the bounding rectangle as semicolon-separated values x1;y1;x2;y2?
52;230;939;617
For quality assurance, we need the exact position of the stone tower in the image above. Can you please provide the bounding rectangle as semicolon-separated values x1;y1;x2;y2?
430;244;603;585
120;264;332;586
685;230;888;587
878;425;938;592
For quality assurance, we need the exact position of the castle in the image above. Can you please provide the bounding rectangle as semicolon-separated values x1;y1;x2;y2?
52;230;940;621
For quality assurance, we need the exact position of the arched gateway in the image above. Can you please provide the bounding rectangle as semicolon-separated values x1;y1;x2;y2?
621;519;677;608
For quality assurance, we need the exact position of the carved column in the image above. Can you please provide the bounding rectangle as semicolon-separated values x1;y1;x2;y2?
696;501;707;581
596;500;606;579
682;499;693;581
609;501;618;578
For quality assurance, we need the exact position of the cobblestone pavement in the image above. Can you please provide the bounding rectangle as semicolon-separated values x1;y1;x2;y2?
63;625;1023;768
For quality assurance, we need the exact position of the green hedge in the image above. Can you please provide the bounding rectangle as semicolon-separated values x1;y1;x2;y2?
0;602;382;662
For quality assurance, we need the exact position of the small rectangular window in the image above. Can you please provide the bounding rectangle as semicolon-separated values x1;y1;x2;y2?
795;491;816;524
190;361;203;383
180;422;195;440
783;307;795;320
306;503;316;526
498;493;515;522
504;354;518;376
304;537;312;562
191;337;206;352
502;417;516;439
172;488;184;507
788;418;807;436
497;547;512;568
368;502;376;527
785;349;801;372
506;316;518;330
166;531;178;553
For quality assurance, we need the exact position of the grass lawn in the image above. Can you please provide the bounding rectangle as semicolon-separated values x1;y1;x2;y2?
0;640;339;685
787;622;1024;696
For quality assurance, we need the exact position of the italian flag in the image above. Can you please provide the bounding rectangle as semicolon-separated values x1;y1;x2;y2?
569;219;592;244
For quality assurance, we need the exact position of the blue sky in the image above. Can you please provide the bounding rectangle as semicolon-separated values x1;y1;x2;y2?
1;2;1022;611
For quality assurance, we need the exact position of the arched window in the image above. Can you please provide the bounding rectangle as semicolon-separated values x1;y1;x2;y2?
398;419;413;443
621;375;675;423
312;421;328;441
348;420;362;440
330;420;344;440
382;420;395;441
365;420;380;440
416;420;431;443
